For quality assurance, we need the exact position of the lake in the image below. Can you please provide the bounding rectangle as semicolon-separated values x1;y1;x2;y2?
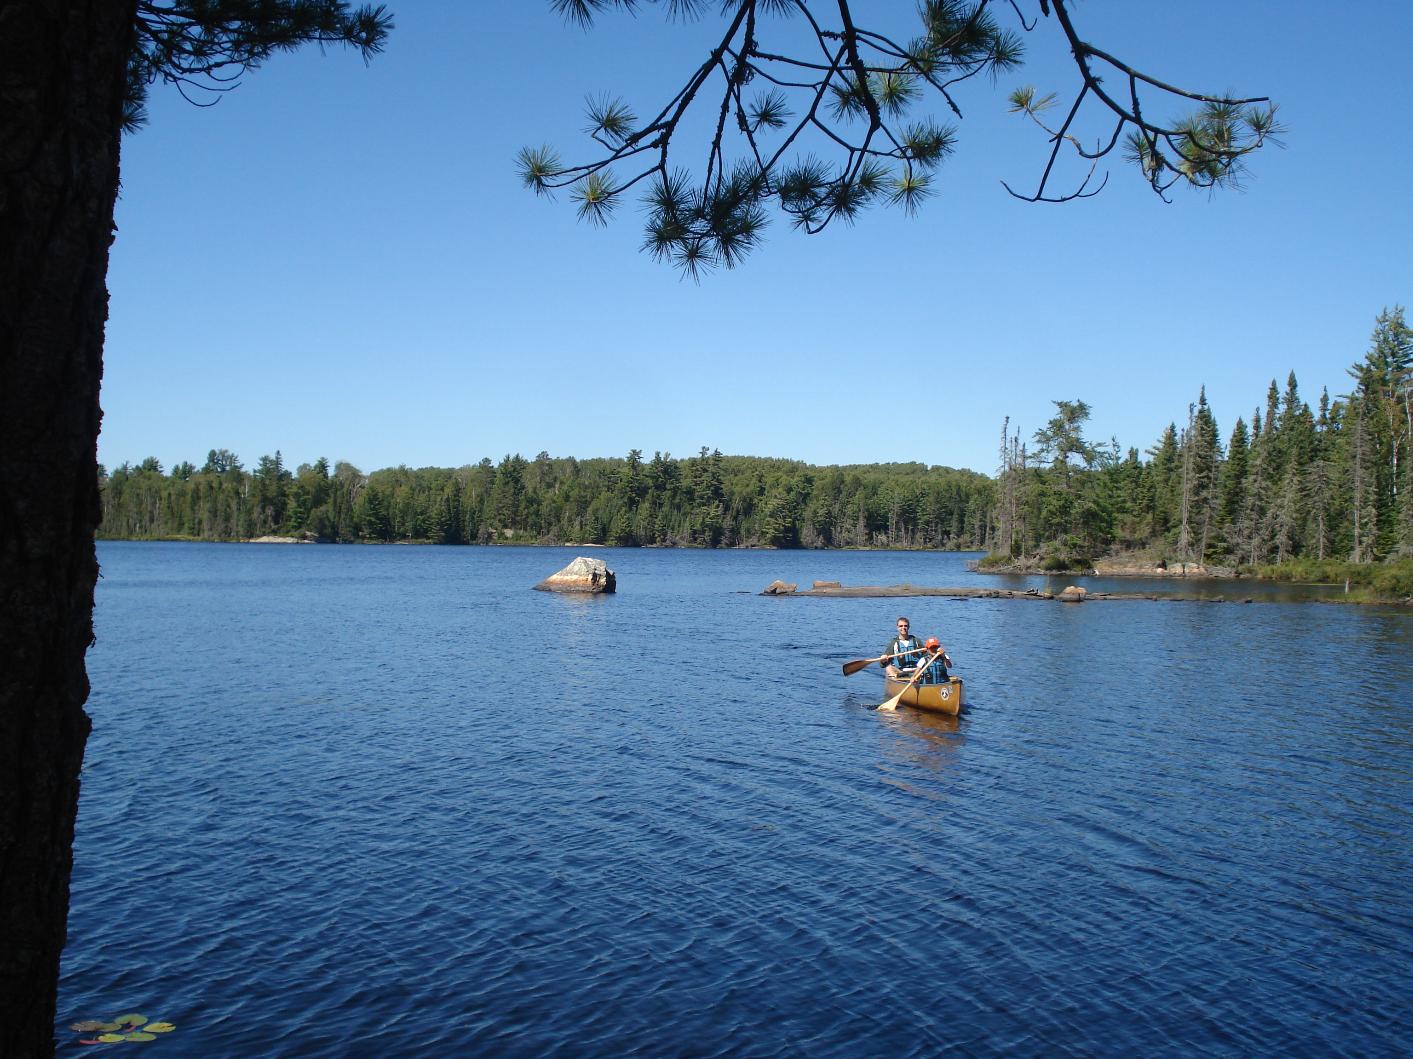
58;543;1412;1056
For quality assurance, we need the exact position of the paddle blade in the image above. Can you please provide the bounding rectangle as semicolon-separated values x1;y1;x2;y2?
877;691;903;712
842;658;876;676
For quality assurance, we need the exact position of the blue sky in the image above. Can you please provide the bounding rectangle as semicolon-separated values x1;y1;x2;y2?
102;1;1412;477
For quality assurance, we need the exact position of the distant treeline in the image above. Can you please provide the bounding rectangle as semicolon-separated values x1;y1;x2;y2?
98;448;993;549
100;307;1412;570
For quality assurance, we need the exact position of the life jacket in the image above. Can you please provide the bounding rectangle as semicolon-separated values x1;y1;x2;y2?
889;636;948;684
887;636;926;671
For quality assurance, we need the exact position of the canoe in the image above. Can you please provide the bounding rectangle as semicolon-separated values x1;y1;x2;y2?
882;675;965;715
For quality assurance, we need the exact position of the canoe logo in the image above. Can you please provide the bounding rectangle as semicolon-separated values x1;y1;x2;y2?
940;687;950;700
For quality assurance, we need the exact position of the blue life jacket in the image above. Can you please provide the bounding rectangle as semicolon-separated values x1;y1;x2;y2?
887;636;926;671
887;636;949;684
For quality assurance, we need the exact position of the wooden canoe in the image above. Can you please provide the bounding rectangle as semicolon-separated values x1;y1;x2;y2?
882;674;965;715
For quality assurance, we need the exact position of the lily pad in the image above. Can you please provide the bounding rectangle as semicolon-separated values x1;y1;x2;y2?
71;1021;107;1032
145;1022;175;1033
116;1014;148;1027
124;1032;157;1042
97;1034;126;1043
97;1023;122;1033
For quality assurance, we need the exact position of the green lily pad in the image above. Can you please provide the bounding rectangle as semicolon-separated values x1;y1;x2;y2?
116;1014;148;1027
97;1023;122;1033
71;1021;107;1032
145;1022;175;1033
97;1034;126;1043
124;1032;157;1042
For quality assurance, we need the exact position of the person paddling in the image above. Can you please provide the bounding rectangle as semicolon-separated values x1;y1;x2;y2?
882;618;951;683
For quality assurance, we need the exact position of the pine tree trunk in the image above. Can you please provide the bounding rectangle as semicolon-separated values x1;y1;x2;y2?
1178;407;1195;562
0;2;134;1053
1352;406;1366;562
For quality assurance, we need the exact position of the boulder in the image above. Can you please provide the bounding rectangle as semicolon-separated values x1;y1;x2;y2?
1058;585;1088;602
535;556;616;594
762;580;797;595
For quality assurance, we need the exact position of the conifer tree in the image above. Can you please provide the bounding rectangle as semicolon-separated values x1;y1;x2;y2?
1218;417;1250;554
525;1;1279;276
3;6;393;1038
1147;423;1180;545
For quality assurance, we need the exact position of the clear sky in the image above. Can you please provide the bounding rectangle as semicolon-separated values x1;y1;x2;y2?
101;1;1413;477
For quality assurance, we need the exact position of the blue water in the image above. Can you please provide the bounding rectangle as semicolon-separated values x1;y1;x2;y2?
58;543;1413;1056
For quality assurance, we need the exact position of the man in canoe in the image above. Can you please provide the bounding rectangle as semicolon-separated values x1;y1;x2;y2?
882;618;951;684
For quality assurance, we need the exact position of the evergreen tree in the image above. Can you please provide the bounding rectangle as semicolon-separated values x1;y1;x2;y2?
3;3;393;1044
525;1;1278;275
1217;418;1249;556
1146;423;1181;544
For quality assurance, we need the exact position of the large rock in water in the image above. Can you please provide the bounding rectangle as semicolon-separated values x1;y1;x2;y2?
535;556;616;594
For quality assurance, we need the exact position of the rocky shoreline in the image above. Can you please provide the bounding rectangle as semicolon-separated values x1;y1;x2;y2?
760;581;1247;603
975;558;1238;578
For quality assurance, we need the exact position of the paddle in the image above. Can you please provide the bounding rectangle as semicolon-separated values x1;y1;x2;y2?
877;649;941;712
841;648;914;677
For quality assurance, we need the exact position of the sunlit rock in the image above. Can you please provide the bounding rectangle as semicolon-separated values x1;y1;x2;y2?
534;556;616;594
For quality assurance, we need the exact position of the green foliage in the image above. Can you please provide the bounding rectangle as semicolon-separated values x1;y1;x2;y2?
100;449;994;550
526;0;1030;274
1251;558;1413;600
988;308;1413;597
125;2;393;133
530;2;1278;270
71;1012;176;1045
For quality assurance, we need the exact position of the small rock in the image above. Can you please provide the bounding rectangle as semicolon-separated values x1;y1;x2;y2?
534;556;616;594
762;580;797;595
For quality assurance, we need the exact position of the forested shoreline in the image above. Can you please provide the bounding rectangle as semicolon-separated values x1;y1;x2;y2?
98;448;994;551
99;309;1412;590
988;308;1411;579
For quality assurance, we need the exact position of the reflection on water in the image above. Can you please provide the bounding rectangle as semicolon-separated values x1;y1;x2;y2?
985;569;1351;603
60;543;1412;1058
894;704;963;740
878;704;965;793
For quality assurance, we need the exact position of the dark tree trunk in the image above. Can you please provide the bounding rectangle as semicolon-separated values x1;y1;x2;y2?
0;1;134;1053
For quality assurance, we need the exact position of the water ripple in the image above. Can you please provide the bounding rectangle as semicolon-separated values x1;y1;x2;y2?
56;544;1413;1056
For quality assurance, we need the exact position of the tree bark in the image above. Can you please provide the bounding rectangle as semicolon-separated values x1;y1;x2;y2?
0;1;134;1053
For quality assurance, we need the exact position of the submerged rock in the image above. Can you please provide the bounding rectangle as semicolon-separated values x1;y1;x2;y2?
534;556;616;594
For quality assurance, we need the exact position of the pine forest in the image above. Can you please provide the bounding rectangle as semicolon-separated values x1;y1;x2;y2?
99;309;1412;591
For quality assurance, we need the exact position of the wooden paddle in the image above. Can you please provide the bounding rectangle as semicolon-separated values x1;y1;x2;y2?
877;649;941;712
841;648;913;677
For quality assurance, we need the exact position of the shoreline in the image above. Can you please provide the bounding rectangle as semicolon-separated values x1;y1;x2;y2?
973;559;1239;579
759;581;1410;607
